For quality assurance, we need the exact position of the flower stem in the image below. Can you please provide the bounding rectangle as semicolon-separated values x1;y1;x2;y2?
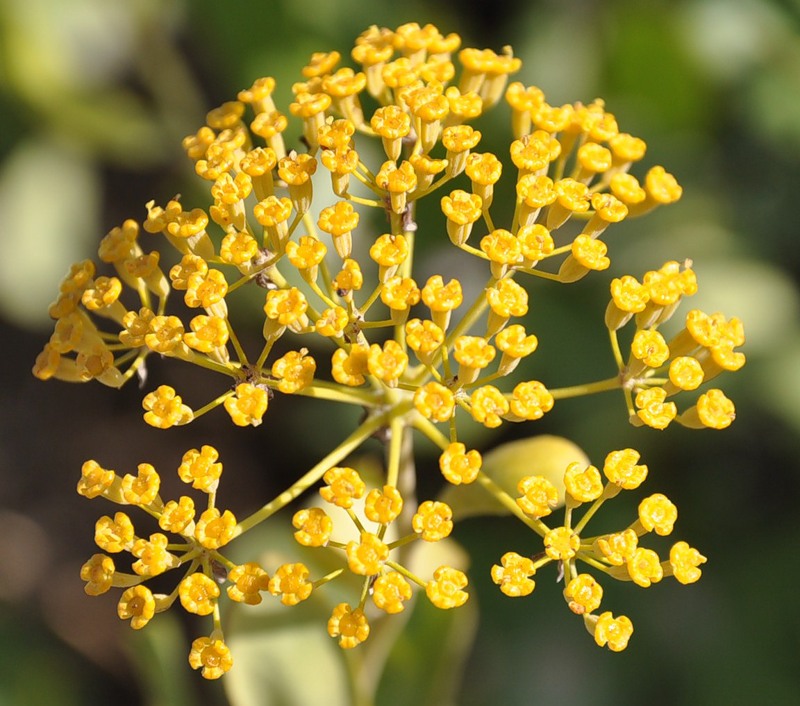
549;375;622;400
233;401;412;536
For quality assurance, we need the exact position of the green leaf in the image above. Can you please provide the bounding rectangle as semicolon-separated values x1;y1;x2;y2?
127;613;198;706
224;595;352;706
375;589;478;706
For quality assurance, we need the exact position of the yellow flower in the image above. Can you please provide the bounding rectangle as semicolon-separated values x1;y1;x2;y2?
495;324;538;364
630;329;670;369
269;563;313;606
603;448;648;490
367;340;408;386
590;611;634;652
179;573;220;615
491;552;536;597
517;224;554;265
606;274;649;330
98;219;141;263
194;508;237;550
364;486;404;524
510;131;559;174
679;389;736;430
369;233;409;283
285;236;327;276
184;315;229;354
564;574;603;615
121;463;161;507
120;307;155;348
480;229;522;277
442;125;481;175
638;493;678;536
317;201;359;258
332;259;364;293
485;278;528;331
224;383;269;427
576;143;612;180
178;445;223;493
371;105;411;161
380;276;420;316
278;152;317;213
548;178;590;229
421;275;463;330
465;152;502;208
118;585;156;630
610;172;646;205
517;175;557;219
594;529;639;566
77;460;116;499
328;603;370;649
452;335;496;383
94;512;135;553
320;466;366;508
142;385;193;429
634;387;676;430
508;381;554;421
439;443;481;485
373;573;412;614
626;547;664;588
81;276;123;314
441;189;483;245
292;507;333;547
346;532;389;575
188;636;233;680
516;475;558;518
80;554;115;596
220;231;260;267
645;165;682;205
254;195;293;249
412;500;453;541
315;306;349;338
376;160;417;213
405;318;444;363
543;526;580;561
227;562;270;605
669;541;707;585
563;462;603;505
331;345;369;386
413;381;455;422
272;349;316;394
559;235;610;282
132;533;177;577
426;566;469;609
469;385;510;428
158;496;196;533
263;287;309;330
667;356;704;391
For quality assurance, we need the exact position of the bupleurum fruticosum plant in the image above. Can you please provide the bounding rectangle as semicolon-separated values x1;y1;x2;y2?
33;23;744;679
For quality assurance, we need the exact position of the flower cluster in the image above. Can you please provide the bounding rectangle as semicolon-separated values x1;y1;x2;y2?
488;447;705;651
78;447;244;678
34;22;743;677
294;466;466;648
605;262;743;430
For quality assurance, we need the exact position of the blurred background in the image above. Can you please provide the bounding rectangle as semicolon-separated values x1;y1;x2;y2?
1;0;799;704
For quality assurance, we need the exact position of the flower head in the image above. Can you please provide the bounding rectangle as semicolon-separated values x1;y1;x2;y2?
328;603;370;649
37;22;738;672
189;636;233;680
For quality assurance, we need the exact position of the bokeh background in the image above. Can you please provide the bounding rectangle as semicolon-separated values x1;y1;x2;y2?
1;0;799;704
